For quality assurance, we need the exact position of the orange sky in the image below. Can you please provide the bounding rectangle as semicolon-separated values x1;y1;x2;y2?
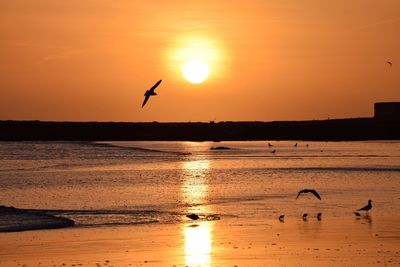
0;1;399;122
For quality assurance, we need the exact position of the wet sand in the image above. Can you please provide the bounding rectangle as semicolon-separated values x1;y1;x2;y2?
1;216;400;267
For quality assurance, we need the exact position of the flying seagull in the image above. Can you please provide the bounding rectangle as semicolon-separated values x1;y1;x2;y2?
186;214;200;220
357;199;372;214
142;79;162;108
387;61;392;67
296;189;322;200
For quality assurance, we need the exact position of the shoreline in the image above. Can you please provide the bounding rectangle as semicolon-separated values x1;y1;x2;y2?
1;216;399;266
0;206;74;233
1;118;400;141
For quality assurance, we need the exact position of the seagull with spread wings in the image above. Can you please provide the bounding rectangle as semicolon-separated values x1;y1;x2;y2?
296;189;322;200
142;79;162;108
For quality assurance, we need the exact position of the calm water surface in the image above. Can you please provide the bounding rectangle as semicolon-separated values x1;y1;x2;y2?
0;141;399;227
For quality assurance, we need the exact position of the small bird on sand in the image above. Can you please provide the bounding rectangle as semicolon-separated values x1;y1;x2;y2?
302;213;308;221
296;189;322;200
271;149;276;153
317;213;322;221
268;143;273;147
279;215;285;222
357;200;372;214
387;61;392;67
142;79;162;108
353;211;361;217
186;214;200;220
294;143;298;147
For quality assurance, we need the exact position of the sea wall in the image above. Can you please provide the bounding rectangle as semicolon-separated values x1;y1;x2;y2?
0;118;399;141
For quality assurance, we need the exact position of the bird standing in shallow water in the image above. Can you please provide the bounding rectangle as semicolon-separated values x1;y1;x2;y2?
279;215;285;222
357;200;372;214
317;213;322;221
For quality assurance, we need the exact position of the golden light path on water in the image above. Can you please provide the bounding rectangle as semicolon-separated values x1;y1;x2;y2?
181;159;213;267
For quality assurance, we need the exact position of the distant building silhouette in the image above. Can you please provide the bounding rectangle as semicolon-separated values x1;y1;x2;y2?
374;102;400;121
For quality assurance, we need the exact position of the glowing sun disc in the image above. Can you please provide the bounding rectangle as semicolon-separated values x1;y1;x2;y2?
183;60;209;84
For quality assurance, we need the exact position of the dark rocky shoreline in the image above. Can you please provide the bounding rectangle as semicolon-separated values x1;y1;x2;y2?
0;206;75;232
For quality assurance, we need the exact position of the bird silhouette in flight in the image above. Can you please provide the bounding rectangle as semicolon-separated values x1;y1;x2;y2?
387;61;392;67
296;189;321;200
357;200;372;214
142;79;162;108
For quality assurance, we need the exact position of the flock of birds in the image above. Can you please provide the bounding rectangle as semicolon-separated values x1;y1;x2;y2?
277;189;372;222
268;142;308;154
185;189;372;223
143;66;380;223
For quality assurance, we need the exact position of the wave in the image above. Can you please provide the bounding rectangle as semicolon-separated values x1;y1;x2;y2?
270;167;400;172
91;142;192;155
0;206;222;232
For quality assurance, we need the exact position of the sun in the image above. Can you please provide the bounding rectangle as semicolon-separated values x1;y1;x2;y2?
183;60;209;84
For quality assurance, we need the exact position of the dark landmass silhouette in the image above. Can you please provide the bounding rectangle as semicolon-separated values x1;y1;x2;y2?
0;117;399;141
0;206;74;232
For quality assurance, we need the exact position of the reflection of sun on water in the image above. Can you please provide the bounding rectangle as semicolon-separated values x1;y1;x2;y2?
184;222;212;267
182;160;210;213
181;159;213;267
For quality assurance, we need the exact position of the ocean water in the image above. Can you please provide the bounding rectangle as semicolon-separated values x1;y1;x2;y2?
0;141;399;229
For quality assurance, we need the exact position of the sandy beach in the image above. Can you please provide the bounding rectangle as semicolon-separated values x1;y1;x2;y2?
1;215;400;267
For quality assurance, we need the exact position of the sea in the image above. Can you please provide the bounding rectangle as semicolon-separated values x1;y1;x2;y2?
0;141;399;229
